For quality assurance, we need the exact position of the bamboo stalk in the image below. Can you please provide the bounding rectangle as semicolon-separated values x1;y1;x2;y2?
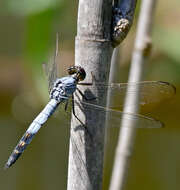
67;1;113;190
109;0;157;190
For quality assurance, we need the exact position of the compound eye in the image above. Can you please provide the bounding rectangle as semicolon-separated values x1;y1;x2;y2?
67;67;77;75
78;68;86;81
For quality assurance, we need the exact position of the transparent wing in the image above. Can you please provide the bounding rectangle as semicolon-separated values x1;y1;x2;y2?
57;99;163;129
77;100;163;128
43;33;59;92
77;81;176;109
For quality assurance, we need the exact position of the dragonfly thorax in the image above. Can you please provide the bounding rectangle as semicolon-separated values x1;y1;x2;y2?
50;77;77;102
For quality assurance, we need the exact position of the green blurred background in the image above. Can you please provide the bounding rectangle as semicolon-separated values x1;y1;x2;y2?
0;0;180;189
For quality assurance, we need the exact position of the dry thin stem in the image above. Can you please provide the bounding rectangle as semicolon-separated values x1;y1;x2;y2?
67;1;113;190
109;0;157;190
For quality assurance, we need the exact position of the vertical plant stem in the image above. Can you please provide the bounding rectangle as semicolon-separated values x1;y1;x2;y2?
109;0;157;190
109;47;120;83
67;1;113;190
105;47;120;130
106;0;137;127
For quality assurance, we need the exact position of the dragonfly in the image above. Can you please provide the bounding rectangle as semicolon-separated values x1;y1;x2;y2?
4;35;176;169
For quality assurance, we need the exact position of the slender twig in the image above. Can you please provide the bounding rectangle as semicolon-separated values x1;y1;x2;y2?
109;0;156;190
67;1;113;190
107;0;137;113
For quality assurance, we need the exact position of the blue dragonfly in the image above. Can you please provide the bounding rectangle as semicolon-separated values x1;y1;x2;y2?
4;35;176;169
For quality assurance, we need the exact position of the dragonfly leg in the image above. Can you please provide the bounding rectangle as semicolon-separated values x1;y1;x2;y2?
77;71;95;86
64;101;69;112
77;72;97;101
72;95;93;140
72;94;85;126
76;87;96;101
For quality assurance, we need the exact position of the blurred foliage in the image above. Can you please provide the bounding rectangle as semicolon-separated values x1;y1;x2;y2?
155;28;180;63
0;0;180;190
5;0;61;16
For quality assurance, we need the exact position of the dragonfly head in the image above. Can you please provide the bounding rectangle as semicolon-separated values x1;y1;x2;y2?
67;66;86;82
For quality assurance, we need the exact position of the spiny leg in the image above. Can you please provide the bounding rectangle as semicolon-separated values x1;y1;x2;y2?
64;101;69;112
72;95;93;140
77;71;95;86
76;88;96;101
72;94;85;126
77;72;97;101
